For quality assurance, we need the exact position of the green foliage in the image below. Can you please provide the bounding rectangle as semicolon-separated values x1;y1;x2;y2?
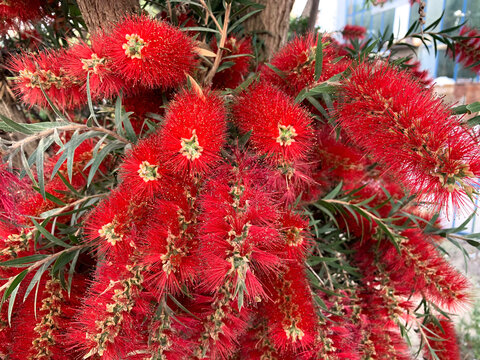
458;299;480;359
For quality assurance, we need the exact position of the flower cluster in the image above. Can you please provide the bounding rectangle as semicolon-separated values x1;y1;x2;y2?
1;7;474;360
336;62;480;207
342;24;367;40
452;25;480;75
9;15;196;110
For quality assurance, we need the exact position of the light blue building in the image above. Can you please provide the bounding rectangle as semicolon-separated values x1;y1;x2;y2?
344;0;480;82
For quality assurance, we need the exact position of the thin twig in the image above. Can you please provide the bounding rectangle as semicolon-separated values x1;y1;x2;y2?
204;2;231;85
47;194;106;217
5;123;130;153
198;0;222;31
0;244;88;294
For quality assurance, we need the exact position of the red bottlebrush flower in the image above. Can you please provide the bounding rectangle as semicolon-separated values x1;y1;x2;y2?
160;5;199;36
260;34;350;97
232;82;314;163
0;164;31;223
277;210;310;260
9;50;85;110
336;62;480;208
403;58;432;87
314;127;367;192
452;26;480;74
141;185;200;296
0;0;45;22
271;159;319;205
263;262;318;352
119;134;170;198
198;160;280;303
84;185;152;257
159;88;227;175
355;228;471;310
69;256;147;359
122;88;167;134
211;36;253;89
63;36;125;99
190;290;251;359
106;15;196;89
423;317;461;360
9;275;87;360
144;298;197;359
342;24;366;41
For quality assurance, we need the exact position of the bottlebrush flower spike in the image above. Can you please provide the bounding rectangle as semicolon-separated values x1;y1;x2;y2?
0;164;31;223
451;26;480;74
0;0;45;22
238;318;283;359
263;262;318;352
141;188;200;296
9;50;85;110
9;275;87;360
123;88;166;134
63;35;125;99
277;210;310;260
232;82;314;163
106;15;196;89
146;300;196;359
70;255;146;359
211;36;253;89
159;88;227;175
191;288;251;359
84;185;152;256
120;134;170;198
313;126;367;191
260;34;350;97
423;317;461;360
355;228;471;310
403;58;432;87
342;24;367;40
336;62;480;208
198;160;280;303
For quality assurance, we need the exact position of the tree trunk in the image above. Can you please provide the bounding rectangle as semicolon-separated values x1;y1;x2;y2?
307;0;320;32
76;0;140;33
244;0;295;60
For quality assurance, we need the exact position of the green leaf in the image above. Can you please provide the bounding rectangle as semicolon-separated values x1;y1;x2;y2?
314;36;323;81
264;63;286;79
0;254;48;267
217;61;235;73
68;249;80;296
23;257;56;302
323;182;343;200
86;141;124;186
114;94;126;137
0;114;34;134
86;73;99;126
228;8;262;33
167;294;200;320
20;144;38;186
466;115;480;127
8;270;27;325
118;111;133;139
31;218;71;248
36;137;46;199
39;86;68;122
467;102;480;114
32;186;66;206
182;26;220;34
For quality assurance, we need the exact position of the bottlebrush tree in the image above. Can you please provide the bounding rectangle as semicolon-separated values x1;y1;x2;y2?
0;1;479;359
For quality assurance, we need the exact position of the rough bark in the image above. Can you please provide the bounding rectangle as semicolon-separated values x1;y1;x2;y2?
307;0;320;32
244;0;295;60
76;0;140;33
